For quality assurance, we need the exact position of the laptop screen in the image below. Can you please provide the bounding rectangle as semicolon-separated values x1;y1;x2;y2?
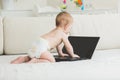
62;36;100;59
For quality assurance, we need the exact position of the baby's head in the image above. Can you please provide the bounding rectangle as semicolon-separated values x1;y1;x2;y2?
56;11;73;33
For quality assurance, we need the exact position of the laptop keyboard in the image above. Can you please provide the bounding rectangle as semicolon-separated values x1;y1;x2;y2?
54;55;81;62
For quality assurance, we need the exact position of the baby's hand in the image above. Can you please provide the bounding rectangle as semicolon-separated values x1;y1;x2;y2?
72;54;80;58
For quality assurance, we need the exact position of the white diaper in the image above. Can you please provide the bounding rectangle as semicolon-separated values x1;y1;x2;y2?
28;37;50;58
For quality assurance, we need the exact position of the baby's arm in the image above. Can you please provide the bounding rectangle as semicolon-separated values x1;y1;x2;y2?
62;35;80;58
56;44;69;57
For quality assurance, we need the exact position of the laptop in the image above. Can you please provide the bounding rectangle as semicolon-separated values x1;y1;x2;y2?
54;36;100;62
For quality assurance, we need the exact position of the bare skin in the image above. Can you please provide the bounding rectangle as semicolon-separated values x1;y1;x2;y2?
11;24;80;64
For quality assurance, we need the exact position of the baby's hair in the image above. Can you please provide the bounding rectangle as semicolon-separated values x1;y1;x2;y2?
56;11;73;27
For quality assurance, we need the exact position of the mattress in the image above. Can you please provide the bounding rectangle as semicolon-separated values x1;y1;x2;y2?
0;49;120;80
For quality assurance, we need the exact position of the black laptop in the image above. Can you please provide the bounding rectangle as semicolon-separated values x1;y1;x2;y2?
54;36;100;62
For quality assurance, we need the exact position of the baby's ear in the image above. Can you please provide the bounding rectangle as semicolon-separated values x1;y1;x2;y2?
61;19;67;26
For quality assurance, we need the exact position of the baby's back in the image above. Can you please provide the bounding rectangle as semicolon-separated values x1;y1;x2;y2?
41;28;64;50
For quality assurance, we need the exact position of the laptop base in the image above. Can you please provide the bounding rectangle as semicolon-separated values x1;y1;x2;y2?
54;55;88;62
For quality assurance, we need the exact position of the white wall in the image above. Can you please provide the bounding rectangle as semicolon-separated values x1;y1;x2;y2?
118;0;120;13
0;0;2;10
0;0;47;16
1;0;47;10
47;0;60;8
14;0;47;10
92;0;118;10
46;0;118;15
0;0;119;17
47;0;118;10
0;0;118;10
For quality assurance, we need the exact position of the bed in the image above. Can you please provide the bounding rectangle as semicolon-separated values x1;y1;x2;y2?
0;49;120;80
1;15;120;80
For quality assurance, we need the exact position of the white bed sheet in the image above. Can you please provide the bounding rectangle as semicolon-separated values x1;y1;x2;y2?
0;49;120;80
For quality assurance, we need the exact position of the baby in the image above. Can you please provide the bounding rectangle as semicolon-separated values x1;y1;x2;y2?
11;11;80;64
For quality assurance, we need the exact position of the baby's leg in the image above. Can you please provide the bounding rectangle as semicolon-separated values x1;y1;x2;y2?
11;56;31;64
40;51;55;62
28;51;55;63
27;58;50;63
